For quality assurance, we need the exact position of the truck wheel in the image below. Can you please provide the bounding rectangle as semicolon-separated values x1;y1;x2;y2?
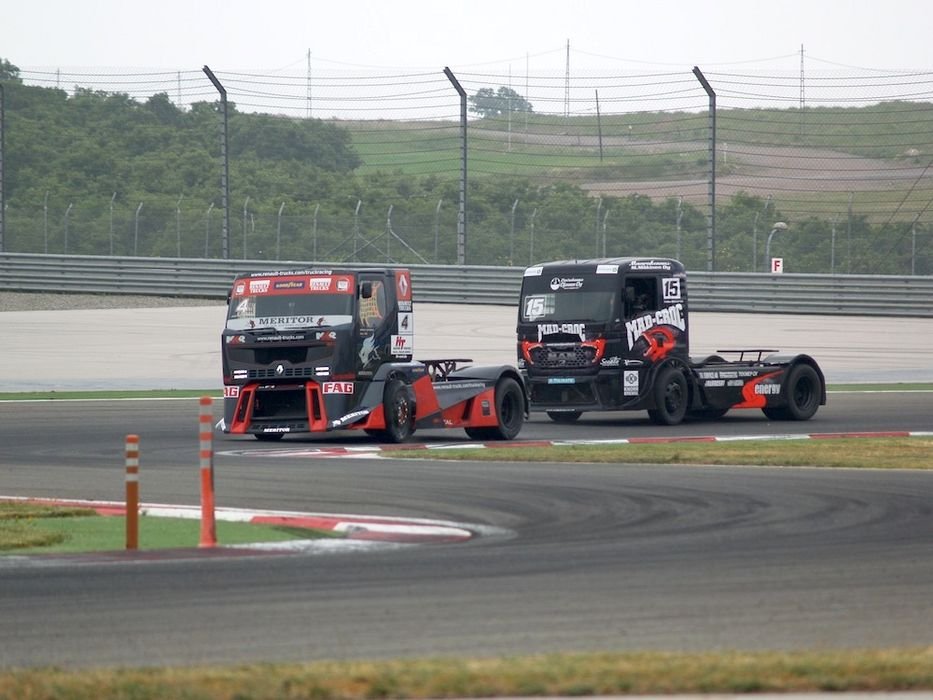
381;379;415;443
772;363;822;421
647;366;688;426
547;410;582;424
464;377;525;441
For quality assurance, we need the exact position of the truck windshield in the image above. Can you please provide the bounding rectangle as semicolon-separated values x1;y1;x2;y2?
226;293;354;330
520;291;616;323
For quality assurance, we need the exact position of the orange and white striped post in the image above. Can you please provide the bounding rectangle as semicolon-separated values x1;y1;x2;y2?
198;396;217;547
125;434;140;550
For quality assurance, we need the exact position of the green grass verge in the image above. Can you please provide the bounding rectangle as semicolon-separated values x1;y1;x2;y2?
395;437;933;469
1;647;932;697
0;502;329;554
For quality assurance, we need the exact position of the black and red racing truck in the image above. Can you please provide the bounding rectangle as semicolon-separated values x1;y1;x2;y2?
517;257;826;425
221;267;526;442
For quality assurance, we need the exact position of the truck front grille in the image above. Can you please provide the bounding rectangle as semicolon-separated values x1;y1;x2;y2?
527;343;599;369
248;366;317;379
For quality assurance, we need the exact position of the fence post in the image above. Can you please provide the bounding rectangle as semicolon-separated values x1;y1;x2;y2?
125;434;139;550
199;397;217;547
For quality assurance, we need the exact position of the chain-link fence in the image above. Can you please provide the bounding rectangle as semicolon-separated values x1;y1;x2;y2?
3;58;932;274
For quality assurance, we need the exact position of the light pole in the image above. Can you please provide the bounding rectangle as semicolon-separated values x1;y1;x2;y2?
242;196;250;259
433;199;442;263
109;192;117;255
63;203;74;253
276;201;285;260
205;202;214;257
765;221;788;272
134;202;143;255
510;198;519;265
175;193;184;257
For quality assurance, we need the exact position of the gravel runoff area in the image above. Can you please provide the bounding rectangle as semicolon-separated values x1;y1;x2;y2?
0;291;225;312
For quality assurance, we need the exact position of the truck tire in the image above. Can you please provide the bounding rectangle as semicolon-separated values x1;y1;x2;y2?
380;379;415;443
547;410;582;424
763;363;821;421
465;377;525;441
647;366;688;426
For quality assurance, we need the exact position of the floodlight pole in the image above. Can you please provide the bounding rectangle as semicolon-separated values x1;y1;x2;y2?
693;66;716;272
203;65;230;259
444;67;467;266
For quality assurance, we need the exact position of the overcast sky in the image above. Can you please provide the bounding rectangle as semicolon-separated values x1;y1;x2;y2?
3;0;930;75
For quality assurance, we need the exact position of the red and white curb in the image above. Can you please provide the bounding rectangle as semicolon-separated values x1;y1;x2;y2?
0;497;479;549
218;429;933;459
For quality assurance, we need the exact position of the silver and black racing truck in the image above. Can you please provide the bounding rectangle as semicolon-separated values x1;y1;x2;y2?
517;257;826;425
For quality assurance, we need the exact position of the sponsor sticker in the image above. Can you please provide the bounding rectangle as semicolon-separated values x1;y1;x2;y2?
596;264;619;274
309;277;332;291
538;322;586;342
434;381;486;391
630;259;672;271
524;266;543;277
547;377;576;384
273;280;305;290
755;383;781;396
623;370;639;396
323;381;354;394
550;277;584;291
255;334;304;343
625;302;686;349
331;409;369;427
600;356;621;367
249;279;270;294
391;334;413;356
224;385;240;398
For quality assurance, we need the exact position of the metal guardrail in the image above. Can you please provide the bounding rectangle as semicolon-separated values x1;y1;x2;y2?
1;252;932;317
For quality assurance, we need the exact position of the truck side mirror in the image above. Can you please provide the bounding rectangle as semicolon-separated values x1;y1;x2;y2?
360;281;373;299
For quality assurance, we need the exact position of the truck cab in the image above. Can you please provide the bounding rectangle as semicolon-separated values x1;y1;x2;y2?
518;258;689;418
221;267;413;438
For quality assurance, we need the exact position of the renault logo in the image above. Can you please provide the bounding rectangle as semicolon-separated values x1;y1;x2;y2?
275;364;285;376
